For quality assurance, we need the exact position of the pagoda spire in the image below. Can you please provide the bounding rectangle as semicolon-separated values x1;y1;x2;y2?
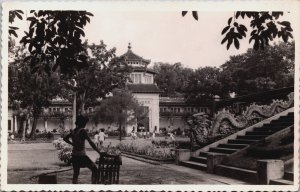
128;42;132;50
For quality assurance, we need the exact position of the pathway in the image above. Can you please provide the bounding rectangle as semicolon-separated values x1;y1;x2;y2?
7;143;248;184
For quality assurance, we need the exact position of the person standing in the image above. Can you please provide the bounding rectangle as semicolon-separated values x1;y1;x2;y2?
63;115;101;184
94;131;100;149
98;128;108;150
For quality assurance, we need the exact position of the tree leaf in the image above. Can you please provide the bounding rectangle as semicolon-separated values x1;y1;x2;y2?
237;27;246;37
9;29;18;37
228;17;232;25
234;38;240;49
221;26;230;35
227;38;233;50
192;11;198;20
278;21;291;27
240;24;247;31
182;11;188;17
221;36;228;44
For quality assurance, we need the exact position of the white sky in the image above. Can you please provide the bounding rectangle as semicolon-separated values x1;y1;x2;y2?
12;11;296;69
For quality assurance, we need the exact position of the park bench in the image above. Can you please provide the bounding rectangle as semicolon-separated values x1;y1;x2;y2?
97;152;122;184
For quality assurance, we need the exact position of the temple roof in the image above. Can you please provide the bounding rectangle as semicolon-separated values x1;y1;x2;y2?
120;43;151;64
127;84;162;94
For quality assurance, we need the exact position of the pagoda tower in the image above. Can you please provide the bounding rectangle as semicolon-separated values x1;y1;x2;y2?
121;43;161;133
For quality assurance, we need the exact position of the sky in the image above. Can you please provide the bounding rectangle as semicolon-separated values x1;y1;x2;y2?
13;11;296;69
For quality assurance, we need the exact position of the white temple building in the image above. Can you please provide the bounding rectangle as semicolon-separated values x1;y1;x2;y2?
122;43;161;133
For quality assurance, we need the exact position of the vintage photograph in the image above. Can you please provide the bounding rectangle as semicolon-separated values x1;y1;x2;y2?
1;1;299;191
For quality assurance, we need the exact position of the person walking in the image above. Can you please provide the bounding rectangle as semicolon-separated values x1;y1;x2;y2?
63;115;101;184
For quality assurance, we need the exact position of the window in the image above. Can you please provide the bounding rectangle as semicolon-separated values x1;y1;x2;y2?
49;108;52;112
130;73;142;84
65;107;68;112
144;74;152;84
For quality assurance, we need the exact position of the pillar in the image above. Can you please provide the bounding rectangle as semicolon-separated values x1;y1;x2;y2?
207;153;226;173
14;115;17;133
257;160;284;184
27;119;31;134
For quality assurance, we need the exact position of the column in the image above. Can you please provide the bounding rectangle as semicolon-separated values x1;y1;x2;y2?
28;119;31;134
14;115;17;133
44;119;48;132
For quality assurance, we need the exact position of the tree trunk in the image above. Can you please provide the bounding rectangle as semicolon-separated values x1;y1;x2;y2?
25;119;29;138
119;123;122;141
29;116;38;139
81;102;85;114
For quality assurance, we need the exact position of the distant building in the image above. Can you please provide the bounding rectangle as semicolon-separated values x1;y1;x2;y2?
159;97;211;132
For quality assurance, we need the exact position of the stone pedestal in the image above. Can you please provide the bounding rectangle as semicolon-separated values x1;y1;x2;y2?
257;159;284;184
207;153;226;173
174;149;191;165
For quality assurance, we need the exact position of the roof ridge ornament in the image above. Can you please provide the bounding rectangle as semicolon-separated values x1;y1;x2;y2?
128;42;132;50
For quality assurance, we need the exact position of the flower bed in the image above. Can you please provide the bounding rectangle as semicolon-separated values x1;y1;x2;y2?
117;139;175;161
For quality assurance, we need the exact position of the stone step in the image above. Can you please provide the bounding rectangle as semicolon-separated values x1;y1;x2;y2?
190;156;207;164
215;164;258;183
236;135;268;140
269;178;294;185
284;171;294;181
267;122;293;127
199;151;227;157
209;147;237;154
218;143;248;149
245;131;275;136
253;127;283;132
180;160;207;171
228;139;259;145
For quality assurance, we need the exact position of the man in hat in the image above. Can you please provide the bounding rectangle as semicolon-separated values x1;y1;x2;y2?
63;115;101;184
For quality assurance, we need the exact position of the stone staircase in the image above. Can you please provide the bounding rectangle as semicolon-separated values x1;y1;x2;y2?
179;111;294;183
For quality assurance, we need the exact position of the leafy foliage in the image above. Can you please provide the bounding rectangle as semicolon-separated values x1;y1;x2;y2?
184;67;224;103
182;11;293;50
59;41;131;112
18;10;93;75
9;43;62;138
220;41;294;95
92;89;148;140
8;10;23;37
118;139;175;160
222;12;293;50
152;62;193;97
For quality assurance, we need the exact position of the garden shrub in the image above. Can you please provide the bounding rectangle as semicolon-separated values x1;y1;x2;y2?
53;138;72;165
117;139;175;160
